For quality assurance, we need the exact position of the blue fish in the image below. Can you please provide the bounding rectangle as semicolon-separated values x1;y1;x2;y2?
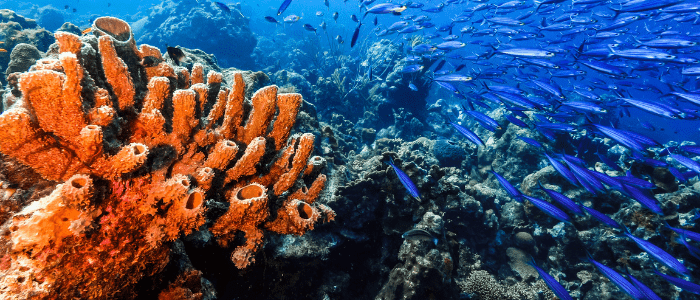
537;181;584;216
625;270;662;300
214;2;231;14
490;171;522;200
622;227;689;276
528;259;573;300
544;153;579;187
517;136;542;148
522;194;571;223
507;115;529;128
664;221;700;243
277;0;293;15
387;158;421;201
581;205;621;229
588;255;644;300
653;269;700;295
448;121;484;147
677;234;700;260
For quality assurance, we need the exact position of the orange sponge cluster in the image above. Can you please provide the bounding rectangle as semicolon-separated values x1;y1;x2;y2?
0;16;333;299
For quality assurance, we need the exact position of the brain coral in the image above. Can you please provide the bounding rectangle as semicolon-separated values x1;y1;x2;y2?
0;16;332;299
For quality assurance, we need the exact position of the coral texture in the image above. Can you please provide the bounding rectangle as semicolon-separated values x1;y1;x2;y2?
0;16;332;299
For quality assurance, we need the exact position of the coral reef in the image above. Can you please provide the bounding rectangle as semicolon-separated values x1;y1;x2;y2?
134;0;257;69
0;16;332;299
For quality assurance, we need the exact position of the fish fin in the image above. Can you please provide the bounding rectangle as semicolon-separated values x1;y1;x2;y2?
606;44;617;58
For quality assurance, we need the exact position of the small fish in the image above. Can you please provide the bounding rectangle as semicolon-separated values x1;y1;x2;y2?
436;41;466;50
303;24;317;33
528;259;573;300
402;228;438;245
373;16;378;26
64;5;69;9
324;0;329;8
264;16;279;23
277;0;293;15
626;270;663;300
72;8;77;13
167;46;186;66
333;12;339;21
544;153;579;187
518;136;542;148
351;14;360;23
387;157;421;200
449;121;484;146
351;22;362;48
214;2;231;14
522;194;571;223
364;3;407;18
336;35;344;44
537;181;584;216
283;15;301;23
81;27;92;35
320;21;327;30
408;82;418;91
588;255;644;300
664;221;700;242
0;49;6;53
140;56;162;67
581;205;621;229
490;171;521;200
622;227;689;275
653;270;700;295
316;11;324;17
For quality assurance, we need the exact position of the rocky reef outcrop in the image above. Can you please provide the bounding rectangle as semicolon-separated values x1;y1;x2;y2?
134;0;257;69
0;9;54;84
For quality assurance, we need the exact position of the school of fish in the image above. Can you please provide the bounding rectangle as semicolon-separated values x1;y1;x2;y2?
264;0;700;298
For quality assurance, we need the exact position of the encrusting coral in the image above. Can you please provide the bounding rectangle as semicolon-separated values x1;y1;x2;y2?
0;16;333;299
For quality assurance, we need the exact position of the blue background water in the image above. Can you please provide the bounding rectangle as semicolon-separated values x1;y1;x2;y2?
2;0;699;150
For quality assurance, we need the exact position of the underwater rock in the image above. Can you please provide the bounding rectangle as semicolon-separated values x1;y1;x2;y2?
4;43;42;79
37;6;64;31
0;10;54;84
56;22;82;35
457;269;555;300
506;247;538;280
432;139;467;167
136;0;257;69
271;69;313;102
375;212;457;299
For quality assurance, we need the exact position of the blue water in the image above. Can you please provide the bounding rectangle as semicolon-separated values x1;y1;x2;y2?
5;0;700;144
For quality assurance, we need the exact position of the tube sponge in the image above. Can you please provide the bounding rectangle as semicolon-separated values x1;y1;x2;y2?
269;93;302;150
9;175;96;252
0;15;333;297
98;35;135;110
94;143;149;178
210;183;269;269
204;139;239;170
265;199;320;236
